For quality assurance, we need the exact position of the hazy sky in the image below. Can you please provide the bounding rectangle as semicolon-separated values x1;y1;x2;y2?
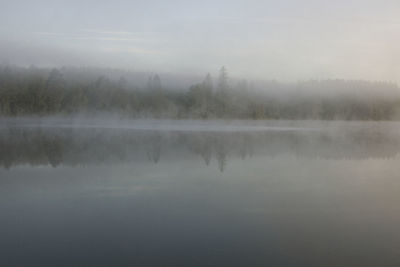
1;0;400;81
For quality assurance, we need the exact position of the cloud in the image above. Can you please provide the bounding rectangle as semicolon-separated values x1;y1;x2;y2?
99;46;162;55
2;0;400;82
32;32;66;36
70;37;146;42
80;29;163;36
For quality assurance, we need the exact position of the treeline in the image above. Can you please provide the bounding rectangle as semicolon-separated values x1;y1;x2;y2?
1;65;400;120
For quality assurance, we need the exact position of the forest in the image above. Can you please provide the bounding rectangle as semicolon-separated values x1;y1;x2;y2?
1;65;400;120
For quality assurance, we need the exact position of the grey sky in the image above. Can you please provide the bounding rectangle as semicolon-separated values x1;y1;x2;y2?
1;0;400;81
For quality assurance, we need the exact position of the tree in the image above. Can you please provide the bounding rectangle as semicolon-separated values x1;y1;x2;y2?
147;74;162;91
147;75;153;90
218;66;228;92
44;68;65;112
202;73;215;117
203;73;213;92
153;74;162;91
215;66;230;117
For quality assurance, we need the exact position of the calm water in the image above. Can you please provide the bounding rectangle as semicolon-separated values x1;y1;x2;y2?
1;119;400;266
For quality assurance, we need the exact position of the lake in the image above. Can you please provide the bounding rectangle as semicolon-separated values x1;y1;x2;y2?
1;119;400;266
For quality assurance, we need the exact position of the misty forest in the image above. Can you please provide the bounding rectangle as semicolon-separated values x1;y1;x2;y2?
4;0;400;266
1;65;399;120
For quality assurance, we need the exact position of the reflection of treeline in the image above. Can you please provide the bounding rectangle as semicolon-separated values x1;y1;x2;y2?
1;127;399;171
1;65;400;120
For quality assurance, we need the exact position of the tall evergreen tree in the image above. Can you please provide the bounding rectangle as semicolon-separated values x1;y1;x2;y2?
218;66;228;92
153;74;162;90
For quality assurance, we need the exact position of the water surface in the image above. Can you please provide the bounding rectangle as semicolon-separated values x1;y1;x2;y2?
1;119;400;266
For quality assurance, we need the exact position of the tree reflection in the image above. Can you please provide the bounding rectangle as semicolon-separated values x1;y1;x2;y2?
147;133;162;164
215;141;227;172
1;125;400;171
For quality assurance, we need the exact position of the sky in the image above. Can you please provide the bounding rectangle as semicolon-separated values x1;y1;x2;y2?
1;0;400;82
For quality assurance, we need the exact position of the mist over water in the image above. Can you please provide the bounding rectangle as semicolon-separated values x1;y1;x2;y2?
2;0;400;265
2;118;400;169
1;119;400;266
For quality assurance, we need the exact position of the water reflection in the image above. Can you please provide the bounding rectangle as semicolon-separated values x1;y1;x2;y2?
1;123;400;171
2;121;400;267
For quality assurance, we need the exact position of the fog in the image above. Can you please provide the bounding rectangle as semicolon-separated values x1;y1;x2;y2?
2;118;400;170
1;0;400;82
3;2;400;266
2;65;400;120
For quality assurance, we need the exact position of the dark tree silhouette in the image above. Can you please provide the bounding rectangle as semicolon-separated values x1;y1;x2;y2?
1;65;400;120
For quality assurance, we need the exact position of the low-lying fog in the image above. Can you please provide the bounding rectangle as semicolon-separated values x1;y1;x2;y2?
1;117;400;170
